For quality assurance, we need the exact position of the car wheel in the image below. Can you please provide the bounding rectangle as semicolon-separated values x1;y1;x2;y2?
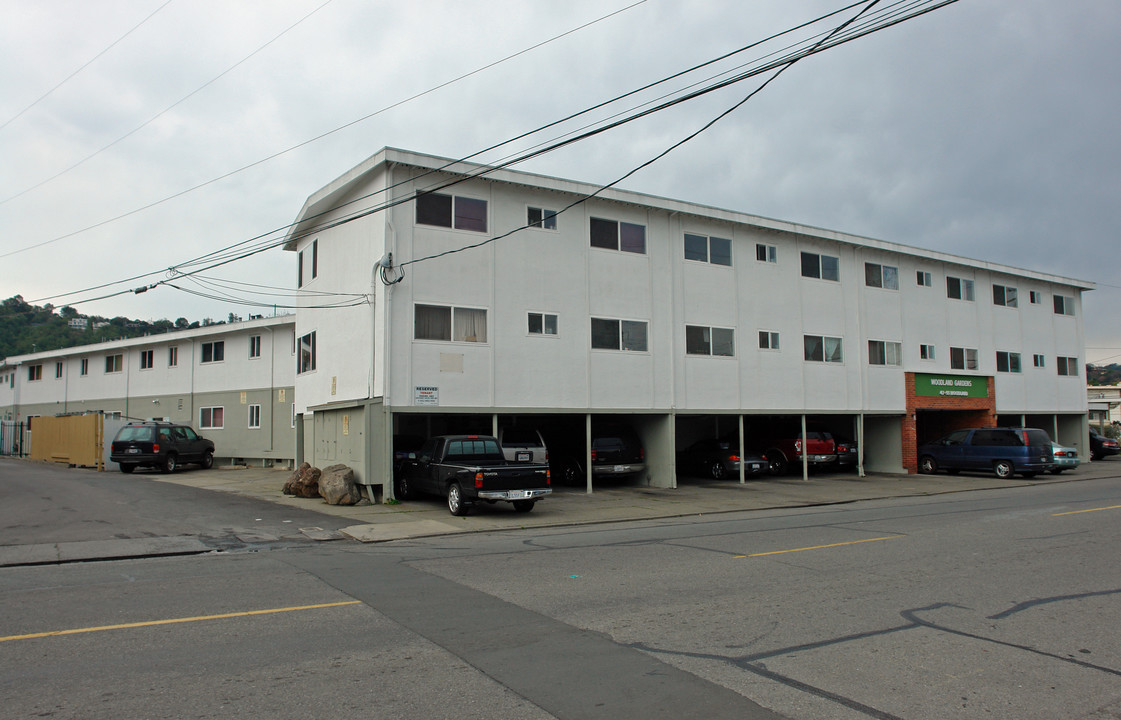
447;482;469;516
512;500;535;513
767;451;788;476
919;455;938;475
1091;452;1102;461
710;461;728;480
395;475;411;501
162;454;177;474
200;450;213;470
1050;468;1064;475
119;463;135;474
993;460;1014;479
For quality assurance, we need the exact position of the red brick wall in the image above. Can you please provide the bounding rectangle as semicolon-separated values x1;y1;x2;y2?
903;374;996;473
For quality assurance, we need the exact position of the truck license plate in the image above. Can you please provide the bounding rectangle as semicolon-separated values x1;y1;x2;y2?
127;448;140;454
516;451;531;462
614;465;626;472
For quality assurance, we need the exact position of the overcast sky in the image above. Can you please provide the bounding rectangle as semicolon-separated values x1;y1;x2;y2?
1;0;1119;363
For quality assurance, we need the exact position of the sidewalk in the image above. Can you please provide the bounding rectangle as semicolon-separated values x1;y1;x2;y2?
150;460;1121;543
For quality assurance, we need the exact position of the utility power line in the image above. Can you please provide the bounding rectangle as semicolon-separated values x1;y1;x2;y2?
28;0;959;311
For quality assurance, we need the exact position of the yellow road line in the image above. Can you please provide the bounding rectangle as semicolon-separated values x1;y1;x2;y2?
1052;504;1121;517
732;535;904;559
0;600;362;643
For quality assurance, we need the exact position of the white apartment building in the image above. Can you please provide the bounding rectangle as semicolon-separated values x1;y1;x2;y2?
284;148;1093;498
0;315;297;466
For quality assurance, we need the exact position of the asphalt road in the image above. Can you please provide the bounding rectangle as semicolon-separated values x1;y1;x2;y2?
2;462;1119;719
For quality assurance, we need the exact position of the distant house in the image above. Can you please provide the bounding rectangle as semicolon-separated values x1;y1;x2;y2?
67;318;88;330
1087;384;1121;426
93;321;110;330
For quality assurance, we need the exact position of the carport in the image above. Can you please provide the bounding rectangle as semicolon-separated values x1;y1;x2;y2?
388;410;676;497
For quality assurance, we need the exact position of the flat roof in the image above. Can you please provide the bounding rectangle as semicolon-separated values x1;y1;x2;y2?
285;147;1094;291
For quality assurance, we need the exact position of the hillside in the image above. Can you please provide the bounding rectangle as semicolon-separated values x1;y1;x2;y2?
0;295;211;360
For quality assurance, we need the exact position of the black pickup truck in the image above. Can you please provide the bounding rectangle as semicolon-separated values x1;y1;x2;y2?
396;435;552;516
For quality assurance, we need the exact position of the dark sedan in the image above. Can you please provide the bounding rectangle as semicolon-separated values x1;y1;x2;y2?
676;439;768;480
1089;431;1119;461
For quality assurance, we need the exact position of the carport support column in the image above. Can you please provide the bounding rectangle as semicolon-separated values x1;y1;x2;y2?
492;413;498;438
738;414;745;484
800;414;809;480
585;413;593;495
857;414;866;477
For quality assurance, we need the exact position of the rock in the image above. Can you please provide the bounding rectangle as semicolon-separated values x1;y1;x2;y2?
283;462;321;498
318;464;361;505
282;462;310;495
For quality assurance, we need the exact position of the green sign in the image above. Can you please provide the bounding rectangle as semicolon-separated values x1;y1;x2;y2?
914;373;988;398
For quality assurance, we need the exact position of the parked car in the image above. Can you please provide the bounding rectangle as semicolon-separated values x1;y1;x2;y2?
553;425;645;485
392;434;426;490
830;434;859;471
396;434;551;515
497;426;548;464
1050;442;1080;474
676;438;767;480
110;421;214;474
1088;431;1119;461
917;427;1053;479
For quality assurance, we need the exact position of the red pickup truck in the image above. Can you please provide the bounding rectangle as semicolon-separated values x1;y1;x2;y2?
761;431;837;475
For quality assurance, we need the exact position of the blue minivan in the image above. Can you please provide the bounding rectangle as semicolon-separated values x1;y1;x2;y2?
917;427;1053;479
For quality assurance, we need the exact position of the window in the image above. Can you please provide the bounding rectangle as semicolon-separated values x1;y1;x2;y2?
201;341;224;363
248;404;261;429
200;406;224;429
865;263;899;290
1033;354;1045;368
528;312;558;336
868;340;902;366
297;250;304;288
311;239;318;279
298;332;316;373
801;252;839;281
28;364;41;381
413;304;488;343
1054;295;1075;316
756;244;777;263
917;270;932;287
1030;290;1041;304
105;354;123;373
1057;357;1079;376
950;347;978;370
920;344;935;360
591;318;648;352
80;358;89;376
249;335;262;359
590;217;646;254
993;284;1018;307
55;361;63;378
684;233;731;266
168;347;178;367
947;276;974;301
996;351;1022;373
416;192;487;232
685;326;735;357
759;331;780;350
139;350;154;370
804;335;843;363
528;207;557;230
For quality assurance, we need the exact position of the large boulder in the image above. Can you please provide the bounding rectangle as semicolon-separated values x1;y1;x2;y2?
318;464;362;505
283;462;321;498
